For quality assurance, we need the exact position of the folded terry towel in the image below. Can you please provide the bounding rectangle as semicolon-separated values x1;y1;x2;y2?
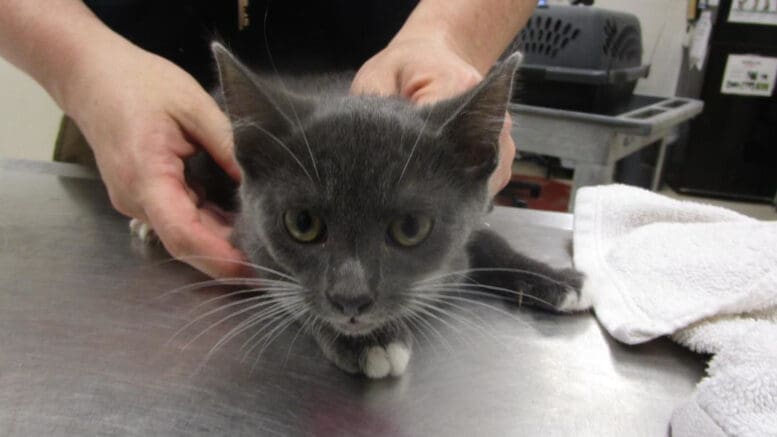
572;184;777;437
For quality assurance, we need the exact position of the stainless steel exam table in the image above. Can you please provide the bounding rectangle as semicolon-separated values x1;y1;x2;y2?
0;159;704;436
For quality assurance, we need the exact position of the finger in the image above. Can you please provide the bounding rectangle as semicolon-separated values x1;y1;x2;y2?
411;69;482;105
488;114;516;197
176;90;242;183
142;176;248;278
198;202;235;241
190;208;250;278
184;183;200;206
350;66;398;97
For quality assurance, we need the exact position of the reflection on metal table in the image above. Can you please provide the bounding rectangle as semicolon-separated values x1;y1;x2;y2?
0;159;704;436
510;95;704;209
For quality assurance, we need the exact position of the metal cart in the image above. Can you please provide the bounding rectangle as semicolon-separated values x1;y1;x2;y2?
510;95;704;209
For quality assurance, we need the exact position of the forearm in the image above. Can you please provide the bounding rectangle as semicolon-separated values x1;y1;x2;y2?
392;0;535;74
0;0;132;112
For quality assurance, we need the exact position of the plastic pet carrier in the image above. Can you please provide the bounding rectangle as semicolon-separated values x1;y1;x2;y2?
511;5;650;114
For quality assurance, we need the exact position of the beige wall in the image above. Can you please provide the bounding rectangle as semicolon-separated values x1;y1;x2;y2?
0;58;62;161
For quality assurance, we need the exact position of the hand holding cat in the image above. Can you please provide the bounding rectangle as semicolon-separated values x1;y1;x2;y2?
351;37;516;197
64;43;248;278
0;0;248;278
349;0;533;197
0;0;528;280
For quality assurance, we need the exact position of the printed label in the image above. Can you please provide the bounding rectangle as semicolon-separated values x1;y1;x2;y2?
721;54;777;97
728;0;777;26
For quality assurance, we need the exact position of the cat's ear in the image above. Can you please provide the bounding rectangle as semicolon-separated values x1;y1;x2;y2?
433;53;522;179
211;42;314;178
212;42;312;132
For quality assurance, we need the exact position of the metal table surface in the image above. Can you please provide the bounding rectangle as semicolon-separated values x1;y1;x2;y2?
0;159;705;436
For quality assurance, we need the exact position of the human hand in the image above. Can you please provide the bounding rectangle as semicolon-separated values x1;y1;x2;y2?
63;42;247;278
351;37;515;196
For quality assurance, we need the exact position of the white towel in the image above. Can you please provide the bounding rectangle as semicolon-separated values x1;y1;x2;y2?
572;184;777;437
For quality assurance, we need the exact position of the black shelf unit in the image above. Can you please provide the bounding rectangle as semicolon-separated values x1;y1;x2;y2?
667;0;777;203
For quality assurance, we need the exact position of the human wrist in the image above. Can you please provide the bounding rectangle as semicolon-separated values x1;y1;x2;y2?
54;32;138;118
390;36;474;72
0;0;126;115
389;0;533;75
388;16;490;74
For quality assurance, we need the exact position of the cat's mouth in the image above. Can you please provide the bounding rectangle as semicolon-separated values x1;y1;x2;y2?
331;317;379;336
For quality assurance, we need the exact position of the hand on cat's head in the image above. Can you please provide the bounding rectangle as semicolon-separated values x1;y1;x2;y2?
350;37;516;196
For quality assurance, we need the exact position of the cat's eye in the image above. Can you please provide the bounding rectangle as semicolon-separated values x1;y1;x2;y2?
388;214;433;247
283;209;325;243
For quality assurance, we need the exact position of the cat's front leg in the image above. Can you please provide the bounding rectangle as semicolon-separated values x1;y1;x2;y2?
466;229;590;312
311;324;412;379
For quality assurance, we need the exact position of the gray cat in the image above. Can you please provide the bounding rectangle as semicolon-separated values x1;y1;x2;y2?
149;44;588;378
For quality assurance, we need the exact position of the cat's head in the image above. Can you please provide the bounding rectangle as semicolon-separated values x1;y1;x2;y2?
213;43;519;336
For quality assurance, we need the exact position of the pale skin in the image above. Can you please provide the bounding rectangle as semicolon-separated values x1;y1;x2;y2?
0;0;535;278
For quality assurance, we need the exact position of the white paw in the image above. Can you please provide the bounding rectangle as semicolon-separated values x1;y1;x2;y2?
362;346;391;378
129;218;156;243
386;342;410;376
361;342;411;379
558;287;593;312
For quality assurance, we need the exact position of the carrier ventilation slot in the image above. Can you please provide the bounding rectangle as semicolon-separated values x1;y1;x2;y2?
517;16;581;59
602;19;641;63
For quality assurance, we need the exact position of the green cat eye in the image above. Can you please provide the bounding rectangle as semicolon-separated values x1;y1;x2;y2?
283;209;325;243
388;214;433;247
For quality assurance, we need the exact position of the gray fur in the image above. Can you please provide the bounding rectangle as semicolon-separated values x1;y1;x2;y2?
198;43;583;378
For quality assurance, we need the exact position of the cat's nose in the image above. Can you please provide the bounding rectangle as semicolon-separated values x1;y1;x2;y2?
326;292;374;317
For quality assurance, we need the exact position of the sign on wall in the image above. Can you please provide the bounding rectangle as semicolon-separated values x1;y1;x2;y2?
728;0;777;26
721;54;777;97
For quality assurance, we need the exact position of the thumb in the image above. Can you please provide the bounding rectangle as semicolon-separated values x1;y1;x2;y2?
176;91;241;182
411;69;483;106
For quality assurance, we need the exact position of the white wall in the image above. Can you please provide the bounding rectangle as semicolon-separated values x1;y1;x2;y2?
595;0;687;96
0;58;62;161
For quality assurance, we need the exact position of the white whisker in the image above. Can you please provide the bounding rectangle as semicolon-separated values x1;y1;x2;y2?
403;313;434;350
178;297;284;349
421;282;555;307
152;277;277;301
415;301;490;335
239;300;302;355
405;305;457;352
174;255;299;283
414;291;532;329
397;106;433;185
250;314;301;369
190;286;301;313
207;304;291;359
240;122;315;184
408;295;504;346
407;299;482;347
261;5;320;183
235;311;290;359
417;267;571;289
283;311;313;366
